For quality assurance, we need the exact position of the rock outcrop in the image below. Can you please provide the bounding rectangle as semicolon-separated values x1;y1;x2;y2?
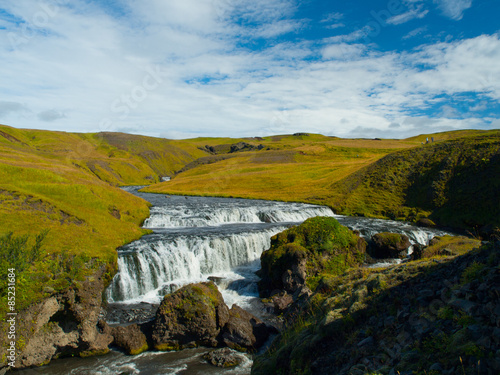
258;217;366;298
222;305;269;352
99;321;149;355
369;232;412;259
151;281;229;350
0;266;112;369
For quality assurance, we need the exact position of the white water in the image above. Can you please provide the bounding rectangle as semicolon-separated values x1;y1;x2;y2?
106;192;336;306
106;227;288;304
106;191;451;307
144;203;336;228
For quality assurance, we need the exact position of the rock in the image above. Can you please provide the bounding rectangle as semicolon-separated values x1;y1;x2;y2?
4;266;113;368
439;248;455;256
272;292;294;313
357;336;374;347
151;281;229;350
203;347;244;368
450;299;477;315
410;244;423;260
281;254;307;293
109;323;149;355
416;218;436;228
370;232;412;259
221;305;270;352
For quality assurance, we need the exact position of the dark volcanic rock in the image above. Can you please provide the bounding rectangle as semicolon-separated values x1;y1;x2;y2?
203;347;245;368
222;305;270;352
151;281;229;350
370;232;412;259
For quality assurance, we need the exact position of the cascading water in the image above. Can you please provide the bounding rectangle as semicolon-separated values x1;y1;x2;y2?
105;188;338;310
25;187;456;375
106;227;289;303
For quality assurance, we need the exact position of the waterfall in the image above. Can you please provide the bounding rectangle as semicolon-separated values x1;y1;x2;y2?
106;226;289;303
143;202;335;228
106;188;451;307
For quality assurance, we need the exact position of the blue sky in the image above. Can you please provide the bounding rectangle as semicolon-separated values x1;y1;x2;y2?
0;0;499;139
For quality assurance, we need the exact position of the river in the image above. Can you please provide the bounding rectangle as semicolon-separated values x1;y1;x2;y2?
17;187;451;374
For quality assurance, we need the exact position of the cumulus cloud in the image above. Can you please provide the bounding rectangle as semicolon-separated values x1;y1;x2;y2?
0;0;497;139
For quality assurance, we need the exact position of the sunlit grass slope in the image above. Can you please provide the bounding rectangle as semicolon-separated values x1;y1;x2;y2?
142;134;415;202
0;124;208;311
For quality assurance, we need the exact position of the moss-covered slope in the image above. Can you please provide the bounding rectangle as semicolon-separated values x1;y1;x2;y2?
330;132;500;231
252;238;500;375
0;124;209;315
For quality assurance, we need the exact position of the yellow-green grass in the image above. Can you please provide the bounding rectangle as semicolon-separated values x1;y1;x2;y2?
0;124;209;313
422;235;482;258
142;138;412;203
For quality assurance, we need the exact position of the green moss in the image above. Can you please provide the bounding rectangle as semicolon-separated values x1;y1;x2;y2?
155;342;181;351
79;348;110;358
260;217;363;294
129;342;149;355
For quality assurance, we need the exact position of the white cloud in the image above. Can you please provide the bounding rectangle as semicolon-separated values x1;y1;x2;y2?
0;1;497;139
387;5;429;25
322;43;365;60
403;26;428;40
434;0;473;20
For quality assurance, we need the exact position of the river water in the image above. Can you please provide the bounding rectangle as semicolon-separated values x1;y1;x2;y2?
17;187;451;375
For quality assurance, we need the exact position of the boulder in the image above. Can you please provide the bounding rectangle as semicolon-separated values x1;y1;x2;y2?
221;305;270;352
370;232;412;259
271;292;294;313
416;218;436;228
109;323;149;355
203;347;245;368
151;281;229;350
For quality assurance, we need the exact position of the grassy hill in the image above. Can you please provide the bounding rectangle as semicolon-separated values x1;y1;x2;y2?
330;131;500;231
143;130;500;233
0;124;208;312
142;133;416;202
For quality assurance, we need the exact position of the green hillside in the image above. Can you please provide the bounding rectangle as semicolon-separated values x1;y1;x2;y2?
1;124;498;314
330;131;500;231
0;124;208;312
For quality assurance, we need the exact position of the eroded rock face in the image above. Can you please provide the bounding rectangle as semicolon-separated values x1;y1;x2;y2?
370;232;411;259
151;281;229;350
0;267;113;369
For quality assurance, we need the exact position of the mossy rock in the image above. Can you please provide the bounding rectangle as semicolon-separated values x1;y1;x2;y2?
258;217;365;296
369;232;411;259
151;281;229;350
